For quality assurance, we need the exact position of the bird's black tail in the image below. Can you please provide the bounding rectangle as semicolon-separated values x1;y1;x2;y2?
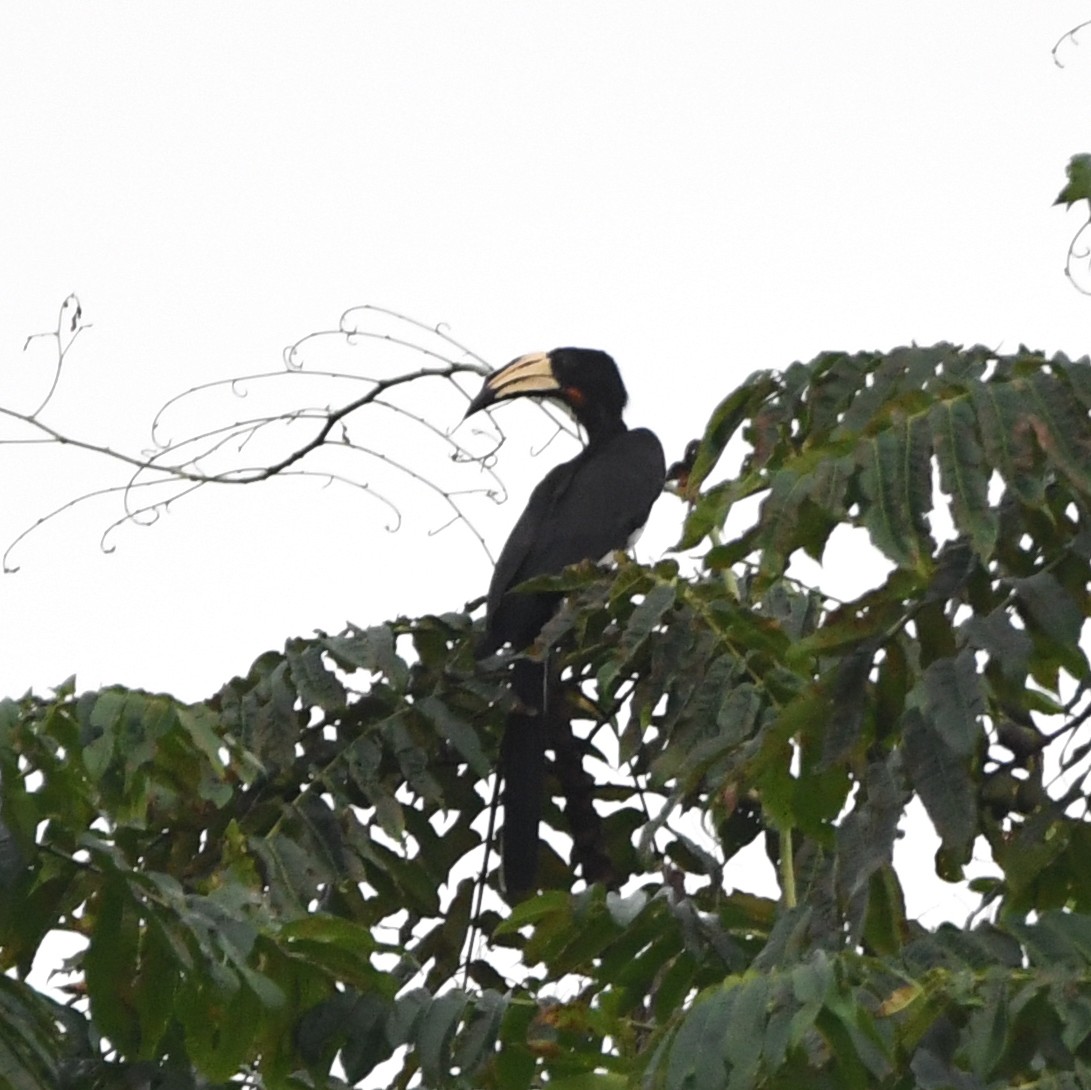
501;658;547;897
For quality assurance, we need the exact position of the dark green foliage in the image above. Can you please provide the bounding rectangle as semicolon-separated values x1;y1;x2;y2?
5;343;1091;1086
1056;153;1091;212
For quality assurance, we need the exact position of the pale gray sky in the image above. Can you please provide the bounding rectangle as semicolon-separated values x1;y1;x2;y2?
4;3;1091;926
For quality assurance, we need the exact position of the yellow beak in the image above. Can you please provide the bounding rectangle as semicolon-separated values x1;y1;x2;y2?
463;352;561;418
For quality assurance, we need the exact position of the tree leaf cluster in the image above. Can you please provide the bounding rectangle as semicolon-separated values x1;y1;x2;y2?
5;342;1091;1086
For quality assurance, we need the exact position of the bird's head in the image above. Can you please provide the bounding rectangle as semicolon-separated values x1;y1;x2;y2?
464;347;628;438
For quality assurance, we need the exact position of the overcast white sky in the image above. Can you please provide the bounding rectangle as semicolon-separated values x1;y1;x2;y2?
5;3;1091;924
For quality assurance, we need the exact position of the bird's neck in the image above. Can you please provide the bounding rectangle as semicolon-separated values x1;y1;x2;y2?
581;413;627;447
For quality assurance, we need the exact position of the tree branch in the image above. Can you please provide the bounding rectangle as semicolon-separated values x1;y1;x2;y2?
3;298;579;572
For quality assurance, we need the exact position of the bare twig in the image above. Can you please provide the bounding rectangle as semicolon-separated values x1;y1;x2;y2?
1063;221;1091;297
22;293;89;418
1053;19;1091;68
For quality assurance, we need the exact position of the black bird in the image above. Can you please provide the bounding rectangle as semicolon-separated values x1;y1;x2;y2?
464;348;665;896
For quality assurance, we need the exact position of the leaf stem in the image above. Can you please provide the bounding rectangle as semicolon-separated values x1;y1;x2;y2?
708;527;739;600
780;823;797;909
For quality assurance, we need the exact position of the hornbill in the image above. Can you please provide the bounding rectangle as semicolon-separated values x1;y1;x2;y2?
464;348;665;896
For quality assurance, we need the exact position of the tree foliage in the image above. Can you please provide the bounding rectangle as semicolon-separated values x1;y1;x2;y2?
6;342;1091;1087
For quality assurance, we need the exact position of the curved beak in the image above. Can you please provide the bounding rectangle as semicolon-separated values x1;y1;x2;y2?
463;352;561;419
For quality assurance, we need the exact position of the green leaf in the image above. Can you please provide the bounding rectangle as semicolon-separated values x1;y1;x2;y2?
416;990;468;1086
789;952;834;1044
83;876;139;1055
686;371;780;493
280;915;386;990
175;702;230;777
454;989;507;1076
1011;570;1085;650
654;951;700;1024
678;479;736;550
755;468;815;577
388;986;431;1050
415;695;490;776
623;582;678;649
836;754;908;938
820;645;873;768
0;978;64;1089
131;920;178;1060
339;993;396;1083
1029;909;1091;965
818;984;892;1083
1059;994;1091;1053
665;987;734;1090
918;650;984;758
930;397;997;557
970;380;1045;506
83;690;125;782
286;639;347;713
856;412;934;572
809;352;876;438
961;608;1032;682
860;865;908;956
1025;367;1091;495
184;974;261;1081
1055;153;1091;209
321;624;410;688
724;975;769;1090
902;707;976;868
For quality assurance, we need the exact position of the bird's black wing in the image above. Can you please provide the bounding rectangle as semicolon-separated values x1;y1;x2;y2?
483;426;666;653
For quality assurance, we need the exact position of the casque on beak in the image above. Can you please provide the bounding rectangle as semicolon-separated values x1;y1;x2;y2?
463;352;562;419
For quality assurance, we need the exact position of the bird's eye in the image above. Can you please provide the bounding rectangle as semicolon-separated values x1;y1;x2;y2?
563;386;586;407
